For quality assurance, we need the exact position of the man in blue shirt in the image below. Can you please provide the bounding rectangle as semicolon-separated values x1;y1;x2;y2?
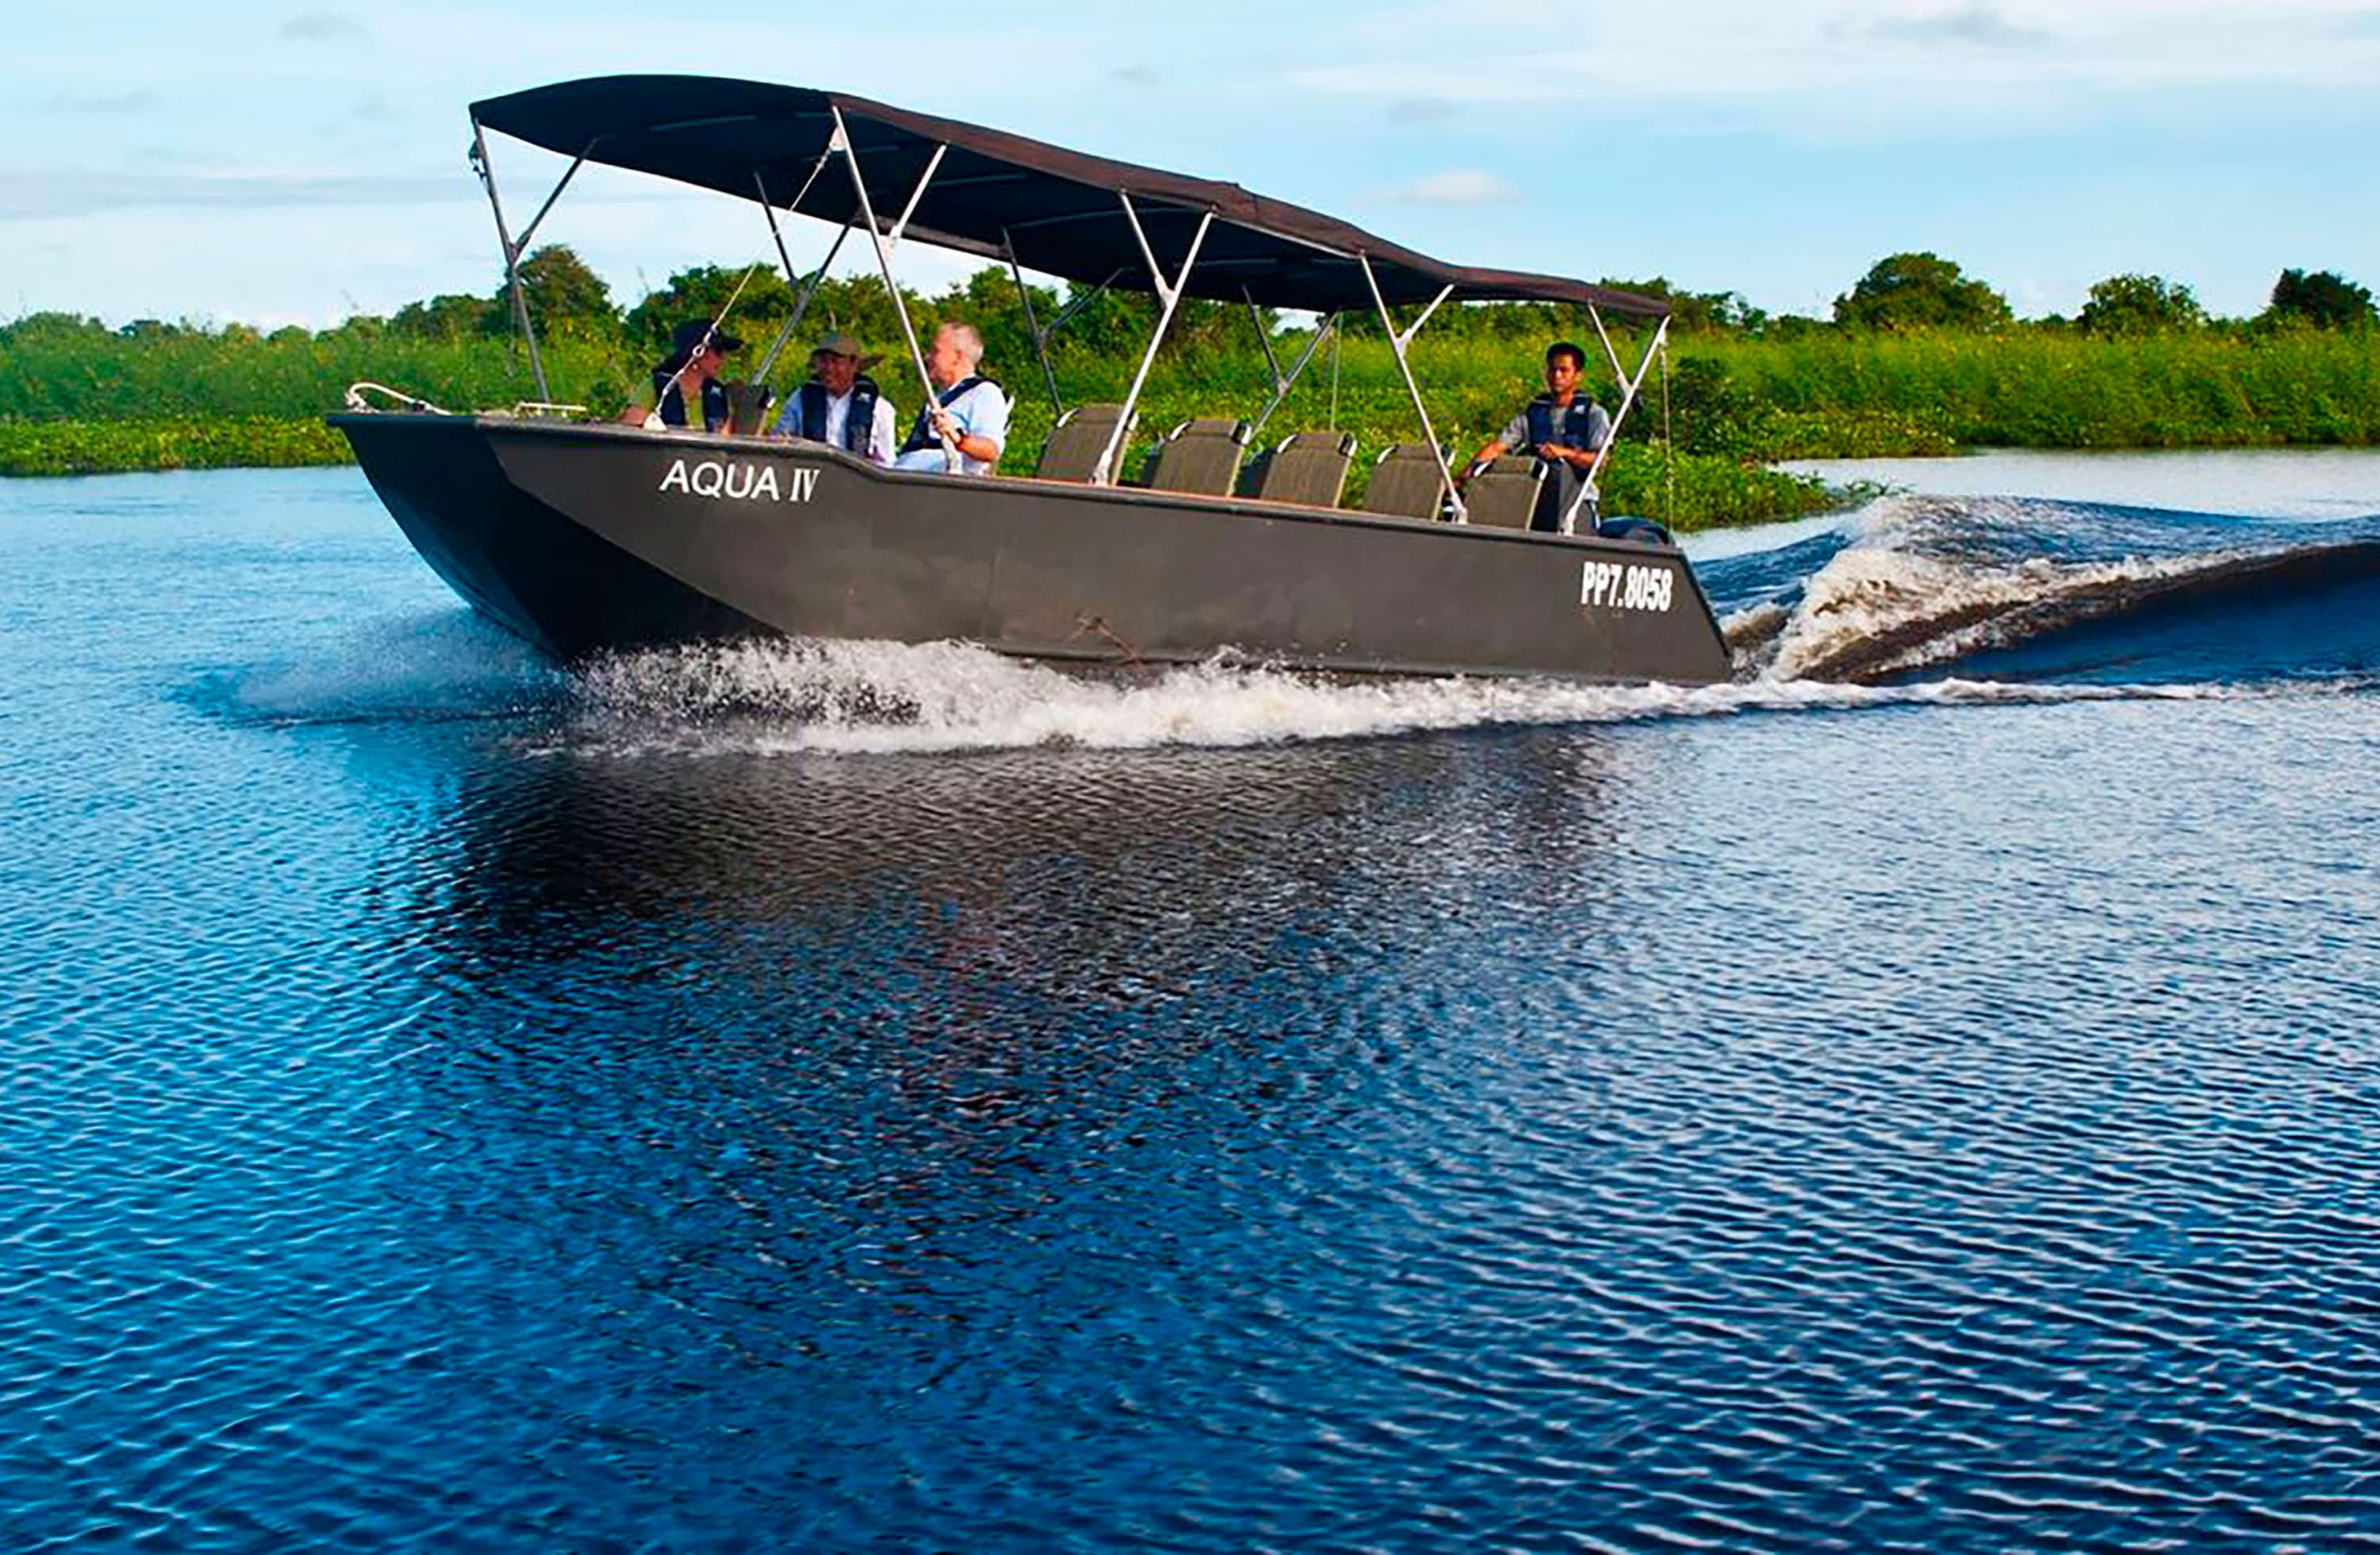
892;322;1008;475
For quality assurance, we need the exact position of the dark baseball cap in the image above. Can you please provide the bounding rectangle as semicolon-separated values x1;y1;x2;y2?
671;319;743;355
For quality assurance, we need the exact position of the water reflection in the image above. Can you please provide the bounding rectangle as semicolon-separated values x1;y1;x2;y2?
367;728;1649;1351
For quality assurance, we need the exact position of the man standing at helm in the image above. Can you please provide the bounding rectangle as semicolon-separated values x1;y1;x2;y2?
892;321;1008;476
770;331;899;464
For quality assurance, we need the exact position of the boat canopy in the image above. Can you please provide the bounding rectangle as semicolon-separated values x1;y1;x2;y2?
469;75;1668;319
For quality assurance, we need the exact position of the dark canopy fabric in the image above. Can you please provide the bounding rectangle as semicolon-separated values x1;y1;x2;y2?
470;75;1668;318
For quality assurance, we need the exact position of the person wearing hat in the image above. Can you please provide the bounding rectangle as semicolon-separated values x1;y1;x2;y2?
647;318;743;432
770;331;898;464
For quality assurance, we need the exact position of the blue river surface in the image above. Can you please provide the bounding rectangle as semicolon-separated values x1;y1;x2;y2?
5;453;2380;1552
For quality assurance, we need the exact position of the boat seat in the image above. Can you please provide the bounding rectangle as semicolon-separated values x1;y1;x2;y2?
1461;455;1547;530
1142;417;1250;497
1360;442;1450;520
1035;403;1134;482
1238;431;1357;508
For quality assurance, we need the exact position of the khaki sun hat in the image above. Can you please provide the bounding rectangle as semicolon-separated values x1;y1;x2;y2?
810;331;881;368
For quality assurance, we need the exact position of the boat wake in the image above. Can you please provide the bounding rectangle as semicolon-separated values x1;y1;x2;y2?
1705;492;2380;686
209;488;2378;754
536;636;2232;756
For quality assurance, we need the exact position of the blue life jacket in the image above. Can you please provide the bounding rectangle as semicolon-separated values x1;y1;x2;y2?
653;369;728;432
1522;394;1603;453
900;375;992;455
794;375;883;454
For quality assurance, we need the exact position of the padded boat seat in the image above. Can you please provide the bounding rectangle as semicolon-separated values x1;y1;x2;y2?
1036;403;1134;482
1238;431;1357;507
1360;442;1449;519
1461;455;1547;530
1142;417;1250;496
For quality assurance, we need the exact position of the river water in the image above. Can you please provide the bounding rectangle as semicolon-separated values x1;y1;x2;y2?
5;452;2378;1552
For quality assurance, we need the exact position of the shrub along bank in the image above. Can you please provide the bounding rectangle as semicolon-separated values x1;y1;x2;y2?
5;313;2374;525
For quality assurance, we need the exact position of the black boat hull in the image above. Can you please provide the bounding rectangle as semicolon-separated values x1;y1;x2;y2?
333;413;1734;682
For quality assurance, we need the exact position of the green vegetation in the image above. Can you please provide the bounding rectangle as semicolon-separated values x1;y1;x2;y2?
2268;268;2378;332
0;415;349;477
2078;275;2207;337
6;245;2376;528
1833;251;2014;334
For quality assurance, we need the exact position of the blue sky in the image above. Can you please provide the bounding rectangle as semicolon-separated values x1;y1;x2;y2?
5;0;2377;328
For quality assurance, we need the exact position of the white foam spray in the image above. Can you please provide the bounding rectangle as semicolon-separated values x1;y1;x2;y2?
538;633;2228;758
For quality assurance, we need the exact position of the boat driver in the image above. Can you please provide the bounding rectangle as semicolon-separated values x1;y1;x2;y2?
770;332;899;463
647;318;742;432
1462;341;1613;532
892;321;1008;476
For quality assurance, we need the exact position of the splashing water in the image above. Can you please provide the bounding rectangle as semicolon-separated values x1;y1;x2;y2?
202;484;2379;754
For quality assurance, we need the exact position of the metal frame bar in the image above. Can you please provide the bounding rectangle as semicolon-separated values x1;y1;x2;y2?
1564;313;1671;534
1586;302;1628;394
1245;311;1338;445
1042;268;1123;339
885;144;946;251
754;219;854;385
469;118;550;402
1361;259;1463;522
1093;196;1215;486
1247;290;1284;388
1004;235;1064;417
509;140;593;260
832;107;953;466
752;156;855;382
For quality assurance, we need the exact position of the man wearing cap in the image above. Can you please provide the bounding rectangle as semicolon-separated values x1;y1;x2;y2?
892;321;1008;477
647;318;743;432
770;332;898;465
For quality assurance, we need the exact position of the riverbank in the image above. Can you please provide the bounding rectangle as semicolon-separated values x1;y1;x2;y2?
6;325;2370;525
0;414;1841;528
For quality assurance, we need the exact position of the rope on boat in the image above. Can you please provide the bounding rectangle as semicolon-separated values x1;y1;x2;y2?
344;382;452;414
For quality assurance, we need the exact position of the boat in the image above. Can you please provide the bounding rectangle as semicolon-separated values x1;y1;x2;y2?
331;75;1733;683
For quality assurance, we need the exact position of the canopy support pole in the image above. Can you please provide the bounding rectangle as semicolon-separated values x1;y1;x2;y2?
1361;259;1461;522
508;140;593;261
1094;197;1215;486
1586;302;1630;394
832;107;955;468
1247;291;1284;388
1003;236;1065;417
885;145;946;251
1245;311;1338;446
1566;312;1670;534
753;164;852;383
469;118;550;403
1041;268;1123;340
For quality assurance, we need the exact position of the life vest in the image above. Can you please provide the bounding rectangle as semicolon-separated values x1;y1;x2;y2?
1522;394;1603;454
900;375;994;455
793;376;882;454
653;369;728;432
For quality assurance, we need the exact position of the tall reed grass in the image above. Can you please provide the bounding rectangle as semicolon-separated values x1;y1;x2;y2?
5;321;2370;524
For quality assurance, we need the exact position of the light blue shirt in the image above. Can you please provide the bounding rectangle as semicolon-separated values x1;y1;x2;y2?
892;378;1009;476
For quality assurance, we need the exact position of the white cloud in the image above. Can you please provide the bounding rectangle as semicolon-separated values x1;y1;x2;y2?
0;170;465;221
278;11;366;40
1292;0;2380;117
1868;2;2051;46
1372;170;1518;205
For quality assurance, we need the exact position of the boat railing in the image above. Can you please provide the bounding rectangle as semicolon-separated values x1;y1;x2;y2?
344;382;452;415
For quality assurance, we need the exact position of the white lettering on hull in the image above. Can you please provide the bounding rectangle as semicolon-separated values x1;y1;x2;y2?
656;457;819;505
1580;561;1675;613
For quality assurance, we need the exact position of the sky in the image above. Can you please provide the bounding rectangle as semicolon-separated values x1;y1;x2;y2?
4;0;2378;328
